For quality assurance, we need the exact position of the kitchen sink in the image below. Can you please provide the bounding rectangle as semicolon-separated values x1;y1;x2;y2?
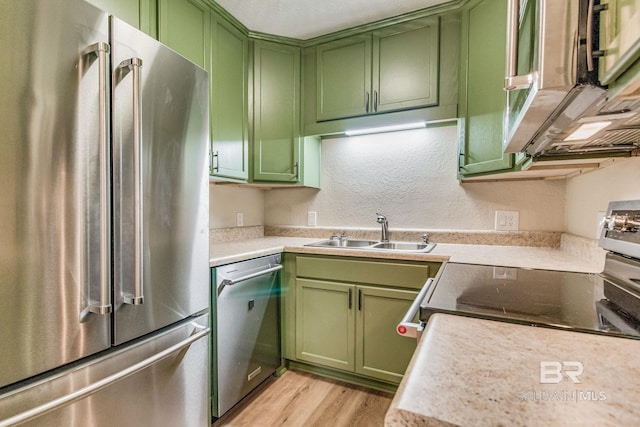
371;242;436;252
304;239;436;253
305;239;379;248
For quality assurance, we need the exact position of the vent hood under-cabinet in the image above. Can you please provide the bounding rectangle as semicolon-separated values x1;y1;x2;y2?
503;0;640;159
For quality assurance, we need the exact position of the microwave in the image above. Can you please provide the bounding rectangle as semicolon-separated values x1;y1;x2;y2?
502;0;640;158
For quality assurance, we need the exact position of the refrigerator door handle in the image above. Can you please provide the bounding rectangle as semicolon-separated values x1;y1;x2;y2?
84;42;113;315
0;326;209;427
118;57;145;306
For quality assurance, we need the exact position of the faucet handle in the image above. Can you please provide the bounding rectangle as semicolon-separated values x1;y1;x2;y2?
422;233;430;244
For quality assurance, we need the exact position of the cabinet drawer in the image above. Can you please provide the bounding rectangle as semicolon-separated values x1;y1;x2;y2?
296;256;436;290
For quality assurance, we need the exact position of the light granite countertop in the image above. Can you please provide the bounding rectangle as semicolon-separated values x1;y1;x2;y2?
385;313;640;427
209;237;604;273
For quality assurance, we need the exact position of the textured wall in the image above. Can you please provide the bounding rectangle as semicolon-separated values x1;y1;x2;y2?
209;183;265;228
264;125;567;231
564;157;640;239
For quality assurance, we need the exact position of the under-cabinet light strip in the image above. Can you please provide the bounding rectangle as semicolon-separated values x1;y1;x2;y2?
344;121;427;136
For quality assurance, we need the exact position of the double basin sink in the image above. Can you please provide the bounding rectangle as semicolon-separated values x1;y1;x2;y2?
305;239;436;253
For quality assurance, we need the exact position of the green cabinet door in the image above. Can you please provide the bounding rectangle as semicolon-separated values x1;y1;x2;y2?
210;15;249;180
295;279;355;372
86;0;140;28
458;0;513;178
598;0;640;86
372;17;439;113
316;35;372;121
87;0;155;34
252;40;301;183
158;0;210;69
355;286;418;383
315;17;440;122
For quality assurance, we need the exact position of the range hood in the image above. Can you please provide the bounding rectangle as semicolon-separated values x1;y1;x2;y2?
502;0;640;158
522;88;640;156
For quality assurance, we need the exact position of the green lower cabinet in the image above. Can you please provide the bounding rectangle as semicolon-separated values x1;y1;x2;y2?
294;278;418;384
295;279;355;371
355;286;418;383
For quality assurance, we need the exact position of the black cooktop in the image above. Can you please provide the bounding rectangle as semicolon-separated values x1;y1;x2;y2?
419;262;640;339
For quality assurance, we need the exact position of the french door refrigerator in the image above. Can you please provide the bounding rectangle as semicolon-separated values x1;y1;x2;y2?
0;0;210;425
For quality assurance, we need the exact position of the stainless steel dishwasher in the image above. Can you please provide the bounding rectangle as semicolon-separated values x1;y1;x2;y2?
212;254;282;418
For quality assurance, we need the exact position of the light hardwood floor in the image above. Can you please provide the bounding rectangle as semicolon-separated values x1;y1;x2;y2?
213;370;394;427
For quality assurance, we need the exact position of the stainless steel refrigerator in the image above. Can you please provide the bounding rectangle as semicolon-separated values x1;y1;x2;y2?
0;0;210;425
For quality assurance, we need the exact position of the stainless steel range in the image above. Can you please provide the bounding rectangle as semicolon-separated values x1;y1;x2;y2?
398;200;640;340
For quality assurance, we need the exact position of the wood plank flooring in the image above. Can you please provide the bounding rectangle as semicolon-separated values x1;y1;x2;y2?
213;370;394;427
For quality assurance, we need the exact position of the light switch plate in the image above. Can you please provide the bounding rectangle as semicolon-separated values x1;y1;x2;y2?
236;212;244;227
495;210;519;231
307;211;317;227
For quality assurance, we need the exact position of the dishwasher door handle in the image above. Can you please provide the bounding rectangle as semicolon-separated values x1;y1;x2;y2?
397;278;433;339
218;264;283;294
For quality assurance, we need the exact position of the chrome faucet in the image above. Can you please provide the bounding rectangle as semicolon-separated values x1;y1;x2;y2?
376;213;389;242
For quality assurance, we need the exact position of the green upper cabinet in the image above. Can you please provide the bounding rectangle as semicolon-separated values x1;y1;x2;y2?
598;0;640;87
372;17;439;114
316;35;372;121
210;14;249;181
158;0;210;69
251;40;301;183
457;0;514;178
316;17;439;122
86;0;155;34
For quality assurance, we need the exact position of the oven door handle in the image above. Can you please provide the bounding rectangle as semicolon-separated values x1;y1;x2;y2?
397;278;434;338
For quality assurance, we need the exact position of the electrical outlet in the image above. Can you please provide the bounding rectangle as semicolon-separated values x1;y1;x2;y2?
236;212;244;227
493;266;518;280
307;211;317;227
595;211;606;239
495;210;519;231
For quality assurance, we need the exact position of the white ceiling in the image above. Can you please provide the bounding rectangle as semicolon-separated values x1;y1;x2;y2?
214;0;453;40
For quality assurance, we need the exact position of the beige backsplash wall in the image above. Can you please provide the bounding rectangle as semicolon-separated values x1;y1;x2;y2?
263;125;567;231
209;125;639;238
564;157;640;239
209;183;265;228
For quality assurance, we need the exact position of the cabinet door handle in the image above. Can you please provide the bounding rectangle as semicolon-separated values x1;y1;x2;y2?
294;161;299;180
358;289;362;311
365;91;370;113
373;90;378;112
348;288;352;310
212;150;219;173
586;0;607;71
